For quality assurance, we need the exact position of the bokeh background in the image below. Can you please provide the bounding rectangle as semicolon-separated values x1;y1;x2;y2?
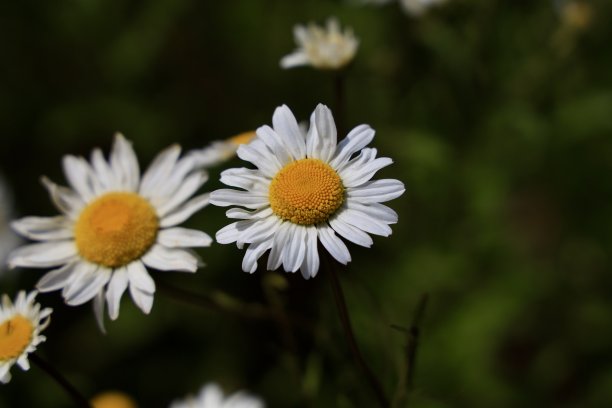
1;0;611;407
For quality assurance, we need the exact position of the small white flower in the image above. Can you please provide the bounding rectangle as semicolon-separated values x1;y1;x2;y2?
280;18;359;70
189;132;257;169
399;0;447;16
210;104;405;279
9;134;212;329
0;290;52;384
170;383;264;408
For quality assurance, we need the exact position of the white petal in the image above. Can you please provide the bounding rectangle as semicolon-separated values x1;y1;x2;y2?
209;189;269;209
236;141;281;178
241;240;273;273
130;286;154;315
300;226;320;279
255;125;293;165
329;216;373;248
280;51;310;69
11;216;73;241
340;156;393;188
8;241;78;269
93;289;106;333
312;104;337;162
318;224;351;265
156;171;208;216
226;207;273;220
330;125;375;169
62;155;98;202
41;177;84;218
346;201;398;224
90;148;116;191
160;193;209;228
267;222;292;271
110;133;140;191
141;244;198;272
272;105;306;160
282;224;306;273
127;261;155;294
65;267;111;306
36;263;78;292
219;167;270;193
158;227;212;248
347;179;405;203
337;208;392;236
139;144;181;196
105;267;128;320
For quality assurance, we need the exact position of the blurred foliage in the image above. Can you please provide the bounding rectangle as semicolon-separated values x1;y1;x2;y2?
1;0;612;407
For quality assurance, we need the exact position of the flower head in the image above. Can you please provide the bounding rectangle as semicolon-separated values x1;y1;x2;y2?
9;134;212;329
189;131;257;169
280;18;359;70
0;291;51;384
170;383;264;408
210;104;405;279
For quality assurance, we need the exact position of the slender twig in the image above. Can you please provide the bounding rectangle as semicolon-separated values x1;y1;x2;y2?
391;293;429;407
324;254;389;407
30;353;91;408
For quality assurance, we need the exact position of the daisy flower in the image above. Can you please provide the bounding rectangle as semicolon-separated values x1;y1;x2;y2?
170;383;264;408
189;131;257;169
0;290;52;384
280;18;359;70
8;134;212;328
210;104;405;279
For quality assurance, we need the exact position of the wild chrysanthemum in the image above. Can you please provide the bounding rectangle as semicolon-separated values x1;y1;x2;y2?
9;134;212;328
0;291;51;383
170;383;264;408
280;18;358;70
91;391;138;408
189;131;257;169
210;104;405;279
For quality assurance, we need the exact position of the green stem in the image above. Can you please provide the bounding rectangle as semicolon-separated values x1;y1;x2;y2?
324;255;389;407
30;353;91;408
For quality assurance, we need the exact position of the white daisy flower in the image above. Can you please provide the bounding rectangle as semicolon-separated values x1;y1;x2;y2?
189;131;257;169
0;290;52;384
170;383;264;408
210;104;405;279
280;18;359;70
8;134;212;328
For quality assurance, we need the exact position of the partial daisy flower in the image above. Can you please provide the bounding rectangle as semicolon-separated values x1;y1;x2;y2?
0;290;52;384
170;383;264;408
91;390;138;408
280;18;359;70
210;104;405;279
189;131;257;169
0;173;20;273
8;134;212;329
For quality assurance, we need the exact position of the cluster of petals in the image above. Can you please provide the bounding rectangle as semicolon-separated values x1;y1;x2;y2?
170;383;264;408
210;104;405;279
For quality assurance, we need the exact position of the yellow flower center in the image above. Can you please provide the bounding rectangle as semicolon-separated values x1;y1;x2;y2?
269;158;344;225
0;315;33;361
91;391;139;408
229;131;256;146
74;192;159;268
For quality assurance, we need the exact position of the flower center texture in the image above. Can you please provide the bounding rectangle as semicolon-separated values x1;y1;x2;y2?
0;315;33;361
75;192;159;268
269;158;344;225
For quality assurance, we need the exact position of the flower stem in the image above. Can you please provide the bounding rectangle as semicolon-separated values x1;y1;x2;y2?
333;72;346;136
30;353;91;408
324;255;389;407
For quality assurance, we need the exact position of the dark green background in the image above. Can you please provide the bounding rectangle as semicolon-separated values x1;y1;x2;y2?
1;0;611;407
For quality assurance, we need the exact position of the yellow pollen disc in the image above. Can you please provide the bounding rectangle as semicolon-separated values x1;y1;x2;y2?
269;158;344;225
229;131;256;146
91;391;138;408
75;192;159;268
0;315;33;361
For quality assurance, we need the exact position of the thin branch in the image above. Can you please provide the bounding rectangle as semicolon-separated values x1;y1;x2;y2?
30;353;91;408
